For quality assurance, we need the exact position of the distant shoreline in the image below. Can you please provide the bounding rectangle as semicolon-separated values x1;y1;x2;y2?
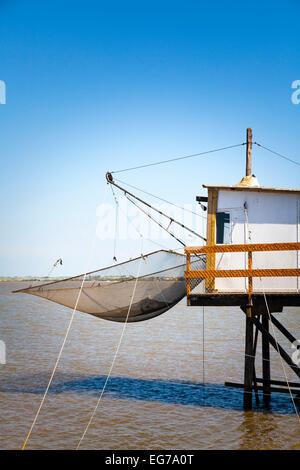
0;277;66;282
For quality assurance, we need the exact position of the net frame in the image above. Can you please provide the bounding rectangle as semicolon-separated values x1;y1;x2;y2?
14;250;205;323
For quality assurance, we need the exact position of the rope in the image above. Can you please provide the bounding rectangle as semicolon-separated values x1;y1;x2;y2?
28;258;63;289
21;186;109;450
110;143;246;174
44;259;63;278
106;193;179;305
107;175;206;243
110;185;119;261
243;210;299;415
114;178;207;220
254;142;300;168
22;258;94;449
202;305;205;403
113;195;185;253
261;284;300;424
125;194;186;247
76;239;144;449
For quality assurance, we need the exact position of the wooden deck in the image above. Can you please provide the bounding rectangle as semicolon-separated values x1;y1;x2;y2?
187;292;300;314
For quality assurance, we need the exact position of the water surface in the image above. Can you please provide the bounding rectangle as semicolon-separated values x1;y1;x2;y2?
1;282;299;449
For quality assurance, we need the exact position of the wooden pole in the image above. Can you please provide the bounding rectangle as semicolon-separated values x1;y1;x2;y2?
262;314;271;403
252;319;260;404
246;128;253;177
243;244;255;409
243;307;254;409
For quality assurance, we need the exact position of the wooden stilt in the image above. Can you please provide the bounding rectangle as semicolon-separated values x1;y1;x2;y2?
262;314;271;403
253;319;260;404
243;305;254;409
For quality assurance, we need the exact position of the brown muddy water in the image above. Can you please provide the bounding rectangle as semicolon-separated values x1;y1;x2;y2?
0;281;300;450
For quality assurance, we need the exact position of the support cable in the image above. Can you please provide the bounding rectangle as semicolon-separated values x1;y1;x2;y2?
125;194;186;247
106;173;206;243
244;204;258;403
76;239;144;449
202;305;205;403
29;259;63;289
261;284;300;423
254;142;300;168
21;185;110;450
110;185;119;261
114;178;207;220
118;200;185;253
110;143;246;174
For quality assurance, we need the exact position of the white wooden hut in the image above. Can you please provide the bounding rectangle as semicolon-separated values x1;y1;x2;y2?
185;129;300;410
204;175;300;293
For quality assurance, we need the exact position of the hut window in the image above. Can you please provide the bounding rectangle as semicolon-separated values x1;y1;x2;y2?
216;212;231;244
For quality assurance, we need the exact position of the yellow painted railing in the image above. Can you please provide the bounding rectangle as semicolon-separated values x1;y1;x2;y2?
185;242;300;296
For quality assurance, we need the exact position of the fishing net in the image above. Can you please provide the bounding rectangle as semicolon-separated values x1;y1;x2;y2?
14;250;205;323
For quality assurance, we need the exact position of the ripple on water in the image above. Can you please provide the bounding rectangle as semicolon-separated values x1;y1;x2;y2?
0;282;300;449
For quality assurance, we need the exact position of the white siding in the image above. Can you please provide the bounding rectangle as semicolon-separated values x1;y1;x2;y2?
214;190;300;292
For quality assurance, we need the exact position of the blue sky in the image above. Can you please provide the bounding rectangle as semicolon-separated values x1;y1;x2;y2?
1;0;300;276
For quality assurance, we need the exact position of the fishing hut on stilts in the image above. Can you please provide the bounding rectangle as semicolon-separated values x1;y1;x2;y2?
15;128;300;414
185;128;300;409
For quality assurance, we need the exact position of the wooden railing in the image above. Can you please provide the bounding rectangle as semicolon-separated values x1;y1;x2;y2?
185;242;300;296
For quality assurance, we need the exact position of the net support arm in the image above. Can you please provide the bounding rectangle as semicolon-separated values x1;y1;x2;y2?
106;172;206;243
